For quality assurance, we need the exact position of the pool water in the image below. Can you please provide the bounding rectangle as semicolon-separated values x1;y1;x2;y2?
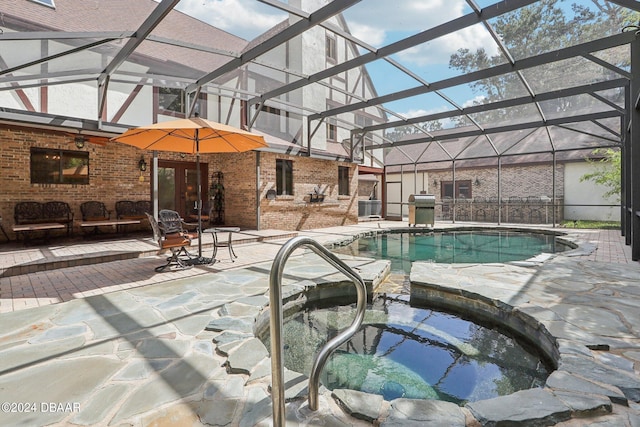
261;295;551;405
332;230;567;273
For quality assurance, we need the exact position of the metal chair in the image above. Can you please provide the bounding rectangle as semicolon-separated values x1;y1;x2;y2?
507;196;524;223
441;196;453;220
80;201;111;234
527;196;544;224
455;196;471;221
80;201;111;221
488;197;500;222
158;209;198;238
473;197;488;222
146;212;196;272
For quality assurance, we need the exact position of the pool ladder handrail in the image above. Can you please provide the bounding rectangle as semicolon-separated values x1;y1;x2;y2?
268;236;367;426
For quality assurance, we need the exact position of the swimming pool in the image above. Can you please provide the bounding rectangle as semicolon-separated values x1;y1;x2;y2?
332;230;568;273
259;293;551;405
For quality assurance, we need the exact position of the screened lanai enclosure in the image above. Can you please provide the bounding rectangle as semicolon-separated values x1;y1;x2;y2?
0;0;639;259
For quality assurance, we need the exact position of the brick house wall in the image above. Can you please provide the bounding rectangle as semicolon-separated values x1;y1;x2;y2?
386;162;565;223
0;125;359;238
256;153;358;230
0;124;151;238
428;164;564;200
203;152;358;230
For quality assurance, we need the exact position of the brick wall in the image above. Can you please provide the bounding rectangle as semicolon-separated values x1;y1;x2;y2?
177;151;360;230
428;164;565;201
257;153;358;230
0;124;151;237
206;151;258;229
0;125;359;237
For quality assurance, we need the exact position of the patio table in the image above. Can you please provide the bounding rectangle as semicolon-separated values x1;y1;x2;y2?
203;227;240;263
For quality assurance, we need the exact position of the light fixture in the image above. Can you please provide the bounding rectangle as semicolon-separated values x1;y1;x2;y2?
74;135;85;149
433;179;438;187
138;156;147;172
474;177;481;186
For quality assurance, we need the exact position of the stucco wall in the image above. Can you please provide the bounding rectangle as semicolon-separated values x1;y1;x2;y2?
564;162;620;221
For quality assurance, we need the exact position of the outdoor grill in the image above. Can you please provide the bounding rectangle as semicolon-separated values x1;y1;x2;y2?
408;194;435;227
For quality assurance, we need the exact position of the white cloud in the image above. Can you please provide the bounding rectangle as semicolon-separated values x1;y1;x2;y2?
396;25;499;66
348;23;386;47
400;108;437;119
344;0;465;35
463;95;487;108
342;0;498;66
395;106;456;129
175;0;285;40
173;1;497;66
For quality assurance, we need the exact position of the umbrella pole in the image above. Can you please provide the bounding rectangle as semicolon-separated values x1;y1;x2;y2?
196;130;203;259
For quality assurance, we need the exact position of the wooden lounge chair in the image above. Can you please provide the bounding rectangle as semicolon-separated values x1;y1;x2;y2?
146;212;196;272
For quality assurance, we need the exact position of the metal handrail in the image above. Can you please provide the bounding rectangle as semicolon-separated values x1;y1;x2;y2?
268;236;367;426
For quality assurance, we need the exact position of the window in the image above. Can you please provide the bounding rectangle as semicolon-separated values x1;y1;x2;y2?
158;87;185;115
276;159;293;196
260;105;287;133
441;180;472;199
326;35;337;62
338;166;350;196
327;122;337;141
30;148;89;185
354;114;374;144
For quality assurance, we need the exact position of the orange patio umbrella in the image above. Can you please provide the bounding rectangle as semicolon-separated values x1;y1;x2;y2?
110;115;268;261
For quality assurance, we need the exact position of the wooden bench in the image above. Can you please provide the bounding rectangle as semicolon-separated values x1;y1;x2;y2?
81;201;141;235
115;200;151;232
80;219;141;235
13;201;74;243
12;222;66;244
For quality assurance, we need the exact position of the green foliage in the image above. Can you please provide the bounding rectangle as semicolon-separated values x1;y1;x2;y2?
447;1;639;125
561;219;620;229
580;148;621;202
387;121;444;143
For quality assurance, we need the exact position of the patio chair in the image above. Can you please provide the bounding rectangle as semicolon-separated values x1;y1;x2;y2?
527;196;544;224
488;197;500;222
473;197;488;222
146;212;196;272
455;196;471;221
80;201;110;221
158;209;199;238
80;201;112;235
441;196;453;220
507;196;524;223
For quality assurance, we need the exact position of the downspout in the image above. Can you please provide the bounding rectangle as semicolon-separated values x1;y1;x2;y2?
153;151;159;218
497;156;502;224
552;151;557;227
256;151;261;231
452;160;456;223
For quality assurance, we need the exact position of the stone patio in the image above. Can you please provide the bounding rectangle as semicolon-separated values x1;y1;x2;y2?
0;221;638;426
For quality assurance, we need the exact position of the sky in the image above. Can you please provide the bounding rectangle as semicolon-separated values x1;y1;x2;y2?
173;0;606;121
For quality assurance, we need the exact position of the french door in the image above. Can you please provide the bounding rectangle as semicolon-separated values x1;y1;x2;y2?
155;160;208;220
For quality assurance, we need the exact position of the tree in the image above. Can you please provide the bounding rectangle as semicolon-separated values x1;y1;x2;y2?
580;148;621;202
386;120;444;143
448;0;638;125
